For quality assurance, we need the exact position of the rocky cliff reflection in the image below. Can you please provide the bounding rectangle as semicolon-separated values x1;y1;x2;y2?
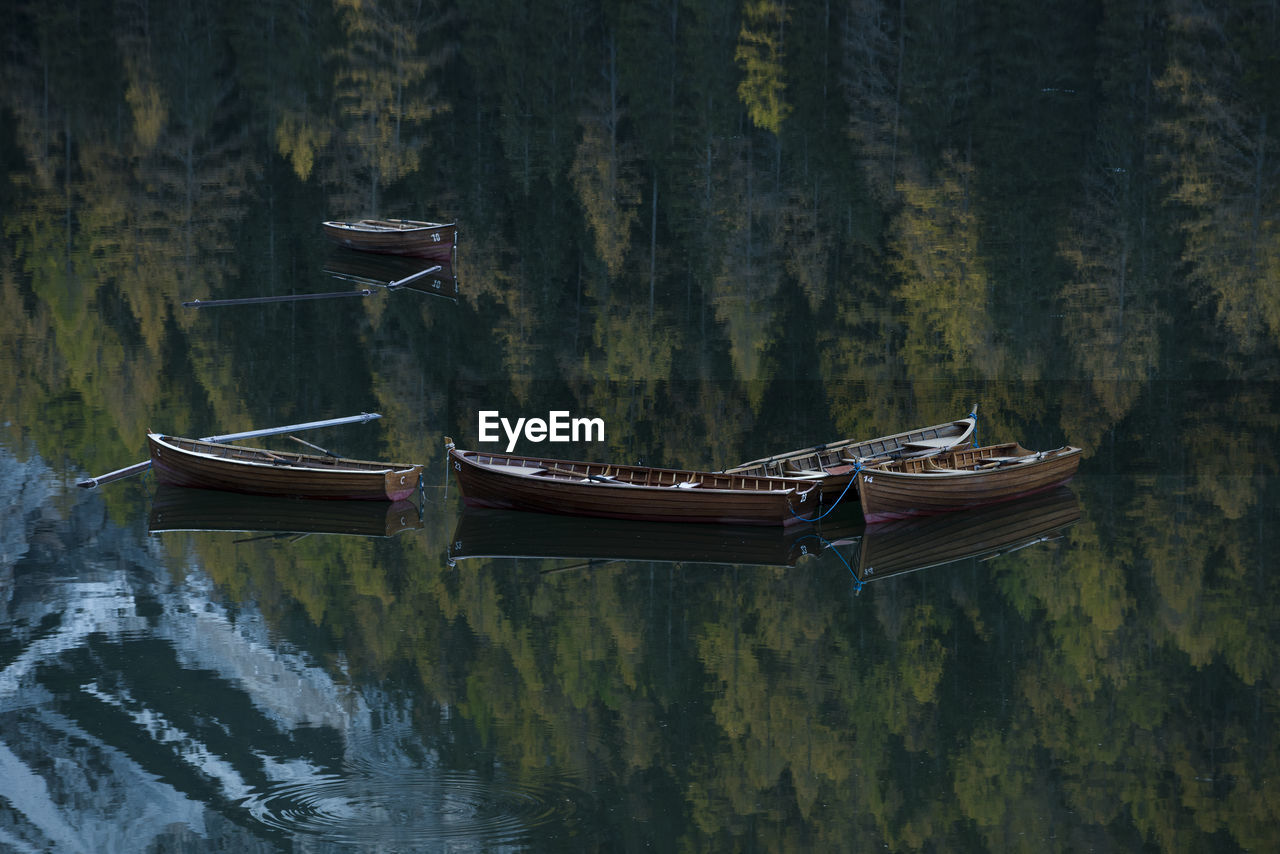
1;453;592;850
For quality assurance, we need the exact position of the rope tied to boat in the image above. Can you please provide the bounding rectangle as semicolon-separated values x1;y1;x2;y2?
795;532;865;594
968;408;980;448
788;460;861;523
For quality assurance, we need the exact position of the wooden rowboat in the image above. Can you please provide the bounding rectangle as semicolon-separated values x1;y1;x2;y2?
857;441;1082;523
447;442;820;526
148;434;422;501
321;219;457;262
724;412;977;500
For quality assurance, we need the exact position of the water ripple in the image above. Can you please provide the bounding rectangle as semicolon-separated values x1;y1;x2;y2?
242;764;587;847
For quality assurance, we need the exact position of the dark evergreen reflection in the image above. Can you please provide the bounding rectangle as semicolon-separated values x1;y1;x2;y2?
2;0;1278;850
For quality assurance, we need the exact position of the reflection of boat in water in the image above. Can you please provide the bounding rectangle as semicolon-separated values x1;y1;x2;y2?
323;248;459;300
854;486;1080;583
447;488;1080;579
447;507;860;568
322;218;457;262
149;486;423;538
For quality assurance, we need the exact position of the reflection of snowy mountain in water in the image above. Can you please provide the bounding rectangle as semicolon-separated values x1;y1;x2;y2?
0;446;569;852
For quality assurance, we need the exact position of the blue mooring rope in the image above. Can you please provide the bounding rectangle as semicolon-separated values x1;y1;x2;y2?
968;409;980;448
795;532;865;593
788;461;861;523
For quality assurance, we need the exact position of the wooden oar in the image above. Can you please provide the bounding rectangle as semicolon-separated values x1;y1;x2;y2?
539;558;621;575
541;464;620;482
76;412;383;489
183;289;374;308
288;435;341;457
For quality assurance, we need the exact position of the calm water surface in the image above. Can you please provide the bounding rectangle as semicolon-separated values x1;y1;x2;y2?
4;1;1279;850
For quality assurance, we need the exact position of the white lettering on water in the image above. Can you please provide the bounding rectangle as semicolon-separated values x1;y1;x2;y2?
478;410;605;452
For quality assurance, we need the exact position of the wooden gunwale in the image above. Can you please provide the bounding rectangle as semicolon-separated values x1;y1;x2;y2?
326;219;443;232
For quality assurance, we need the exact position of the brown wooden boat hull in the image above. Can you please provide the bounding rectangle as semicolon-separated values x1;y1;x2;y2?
322;219;456;261
726;415;976;501
858;444;1082;523
148;434;422;501
448;447;818;526
148;486;422;537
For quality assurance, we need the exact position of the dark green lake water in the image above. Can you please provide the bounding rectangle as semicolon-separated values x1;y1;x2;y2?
3;0;1278;850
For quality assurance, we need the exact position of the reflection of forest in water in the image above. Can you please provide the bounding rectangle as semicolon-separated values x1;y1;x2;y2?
2;0;1278;850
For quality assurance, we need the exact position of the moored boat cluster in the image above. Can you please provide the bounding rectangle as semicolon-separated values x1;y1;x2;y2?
446;406;1082;527
124;402;1082;526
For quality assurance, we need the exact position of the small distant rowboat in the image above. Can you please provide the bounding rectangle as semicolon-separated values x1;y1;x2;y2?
857;442;1082;523
321;219;457;261
148;434;422;501
725;412;977;500
447;442;820;526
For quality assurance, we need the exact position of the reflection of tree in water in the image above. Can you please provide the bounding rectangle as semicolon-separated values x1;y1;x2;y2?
326;0;455;215
571;52;642;281
194;466;1279;851
1158;0;1280;356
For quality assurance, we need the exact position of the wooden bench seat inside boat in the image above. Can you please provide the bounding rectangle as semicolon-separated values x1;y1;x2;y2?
781;460;830;478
